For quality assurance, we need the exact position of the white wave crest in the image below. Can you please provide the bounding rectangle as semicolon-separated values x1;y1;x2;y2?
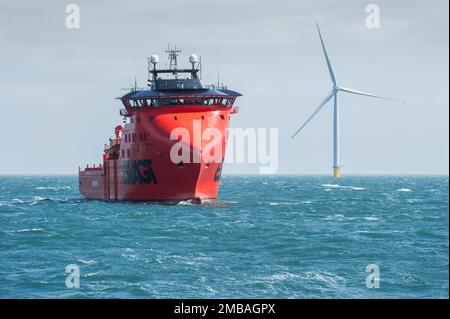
15;228;45;233
78;259;98;265
321;184;365;191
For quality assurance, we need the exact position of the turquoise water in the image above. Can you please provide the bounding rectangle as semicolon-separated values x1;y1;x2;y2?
0;175;448;298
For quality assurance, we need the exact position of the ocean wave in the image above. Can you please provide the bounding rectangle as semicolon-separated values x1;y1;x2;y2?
302;271;346;289
14;228;45;233
177;200;196;206
83;272;101;278
78;259;98;265
325;214;346;221
29;196;52;206
397;188;412;192
269;202;300;206
322;184;340;188
35;186;71;191
1;196;86;206
259;272;300;283
321;184;365;191
0;175;447;298
0;199;25;206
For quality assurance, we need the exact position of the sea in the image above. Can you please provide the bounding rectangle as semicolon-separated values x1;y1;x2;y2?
0;175;448;298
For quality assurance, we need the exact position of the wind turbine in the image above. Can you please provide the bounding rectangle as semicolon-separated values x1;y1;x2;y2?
292;24;404;177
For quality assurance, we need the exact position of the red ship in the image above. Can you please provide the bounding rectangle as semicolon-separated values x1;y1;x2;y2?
79;47;241;202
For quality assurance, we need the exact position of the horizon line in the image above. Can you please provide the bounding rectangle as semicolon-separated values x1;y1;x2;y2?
0;173;448;177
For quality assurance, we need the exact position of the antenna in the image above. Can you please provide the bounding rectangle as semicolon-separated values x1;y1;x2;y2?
166;44;182;70
133;58;137;87
216;55;220;88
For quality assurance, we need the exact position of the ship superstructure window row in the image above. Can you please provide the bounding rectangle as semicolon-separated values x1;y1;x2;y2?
126;96;235;108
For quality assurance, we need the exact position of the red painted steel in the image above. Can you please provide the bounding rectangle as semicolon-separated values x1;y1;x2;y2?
79;104;237;202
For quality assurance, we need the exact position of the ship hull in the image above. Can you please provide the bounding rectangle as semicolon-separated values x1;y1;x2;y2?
79;106;230;202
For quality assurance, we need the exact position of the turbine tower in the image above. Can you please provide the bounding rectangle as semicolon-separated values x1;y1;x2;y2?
292;24;404;177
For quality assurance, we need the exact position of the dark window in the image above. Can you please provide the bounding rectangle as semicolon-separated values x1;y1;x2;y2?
132;133;136;142
127;149;130;157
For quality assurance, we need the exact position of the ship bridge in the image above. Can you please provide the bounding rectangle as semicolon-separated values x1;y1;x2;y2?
118;47;241;112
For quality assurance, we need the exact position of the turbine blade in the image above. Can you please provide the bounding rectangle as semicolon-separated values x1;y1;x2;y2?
317;23;336;86
338;87;405;104
291;90;336;138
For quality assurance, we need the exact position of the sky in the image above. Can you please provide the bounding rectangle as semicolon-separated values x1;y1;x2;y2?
0;0;448;175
